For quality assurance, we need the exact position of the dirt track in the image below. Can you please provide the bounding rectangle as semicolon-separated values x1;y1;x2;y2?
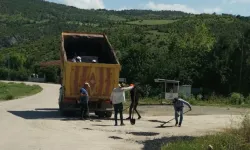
0;81;249;150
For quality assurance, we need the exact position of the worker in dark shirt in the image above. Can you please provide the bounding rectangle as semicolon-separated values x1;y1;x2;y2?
126;84;144;120
79;82;90;120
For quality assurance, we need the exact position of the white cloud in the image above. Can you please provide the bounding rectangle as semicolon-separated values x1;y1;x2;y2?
118;6;132;11
64;0;105;9
224;0;250;4
203;7;222;14
144;1;199;14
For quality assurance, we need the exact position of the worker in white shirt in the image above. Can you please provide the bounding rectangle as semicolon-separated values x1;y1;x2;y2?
110;83;134;126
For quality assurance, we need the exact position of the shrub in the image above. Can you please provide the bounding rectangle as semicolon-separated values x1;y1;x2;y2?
245;95;250;104
4;94;14;100
230;92;244;105
187;95;197;105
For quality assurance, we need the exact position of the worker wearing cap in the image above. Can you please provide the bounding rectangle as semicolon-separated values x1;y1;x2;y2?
173;97;192;127
110;83;134;126
79;82;90;120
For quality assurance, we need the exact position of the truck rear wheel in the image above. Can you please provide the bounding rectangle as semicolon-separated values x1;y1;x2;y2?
95;111;106;118
105;111;112;118
59;102;71;117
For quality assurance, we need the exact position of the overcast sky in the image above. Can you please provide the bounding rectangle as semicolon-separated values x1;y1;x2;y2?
46;0;250;16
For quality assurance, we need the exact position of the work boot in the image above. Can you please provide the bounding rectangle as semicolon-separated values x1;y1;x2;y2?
120;123;125;126
178;123;181;127
138;116;141;120
175;122;178;126
114;124;118;126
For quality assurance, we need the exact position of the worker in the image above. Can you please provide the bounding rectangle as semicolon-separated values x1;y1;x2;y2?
110;83;134;126
79;82;90;120
173;97;192;127
126;84;144;120
72;56;81;62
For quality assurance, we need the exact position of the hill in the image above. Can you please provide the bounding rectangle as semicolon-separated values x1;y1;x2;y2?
0;0;250;97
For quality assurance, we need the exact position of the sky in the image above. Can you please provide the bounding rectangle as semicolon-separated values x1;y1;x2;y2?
46;0;250;16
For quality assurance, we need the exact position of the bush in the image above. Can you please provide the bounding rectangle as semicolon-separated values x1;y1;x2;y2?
4;94;14;100
0;67;9;79
245;95;250;104
230;92;244;105
187;94;197;105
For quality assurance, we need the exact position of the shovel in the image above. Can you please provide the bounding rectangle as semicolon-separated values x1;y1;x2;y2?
160;110;190;127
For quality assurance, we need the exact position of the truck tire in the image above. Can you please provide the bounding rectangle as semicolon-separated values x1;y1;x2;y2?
59;102;70;116
105;111;112;118
95;111;105;118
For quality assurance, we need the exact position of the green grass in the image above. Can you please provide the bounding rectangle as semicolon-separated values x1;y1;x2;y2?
0;82;42;100
133;95;250;108
127;19;177;25
161;114;250;150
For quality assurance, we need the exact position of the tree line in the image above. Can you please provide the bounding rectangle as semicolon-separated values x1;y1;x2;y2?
1;0;250;97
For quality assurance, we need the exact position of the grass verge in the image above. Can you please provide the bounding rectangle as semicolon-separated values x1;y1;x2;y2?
161;114;250;150
0;82;42;100
135;96;250;108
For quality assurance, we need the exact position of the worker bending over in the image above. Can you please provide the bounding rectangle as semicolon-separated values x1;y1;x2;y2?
173;97;192;127
110;83;134;126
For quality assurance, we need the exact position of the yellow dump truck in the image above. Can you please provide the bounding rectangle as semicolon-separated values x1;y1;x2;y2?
59;32;121;117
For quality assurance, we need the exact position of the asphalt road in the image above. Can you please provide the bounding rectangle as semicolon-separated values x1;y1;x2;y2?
0;81;248;150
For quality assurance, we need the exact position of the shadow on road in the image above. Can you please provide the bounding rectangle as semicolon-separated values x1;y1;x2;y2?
92;124;114;127
148;119;166;123
127;132;160;136
139;136;194;150
155;125;174;128
8;109;115;121
109;136;123;140
35;108;59;111
8;110;62;120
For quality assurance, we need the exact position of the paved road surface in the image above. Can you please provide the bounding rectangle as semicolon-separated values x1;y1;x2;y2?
0;81;249;150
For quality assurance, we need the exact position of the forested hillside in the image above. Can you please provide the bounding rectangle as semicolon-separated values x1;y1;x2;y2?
0;0;250;97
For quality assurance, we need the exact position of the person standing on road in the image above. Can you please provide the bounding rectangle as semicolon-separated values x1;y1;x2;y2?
126;84;144;120
110;83;134;126
173;97;192;127
79;82;90;120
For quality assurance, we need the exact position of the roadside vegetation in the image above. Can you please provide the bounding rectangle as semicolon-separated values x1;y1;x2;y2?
0;82;42;100
129;92;250;108
161;114;250;150
127;19;176;25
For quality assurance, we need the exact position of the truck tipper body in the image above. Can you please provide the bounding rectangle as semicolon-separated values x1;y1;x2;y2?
59;32;121;117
